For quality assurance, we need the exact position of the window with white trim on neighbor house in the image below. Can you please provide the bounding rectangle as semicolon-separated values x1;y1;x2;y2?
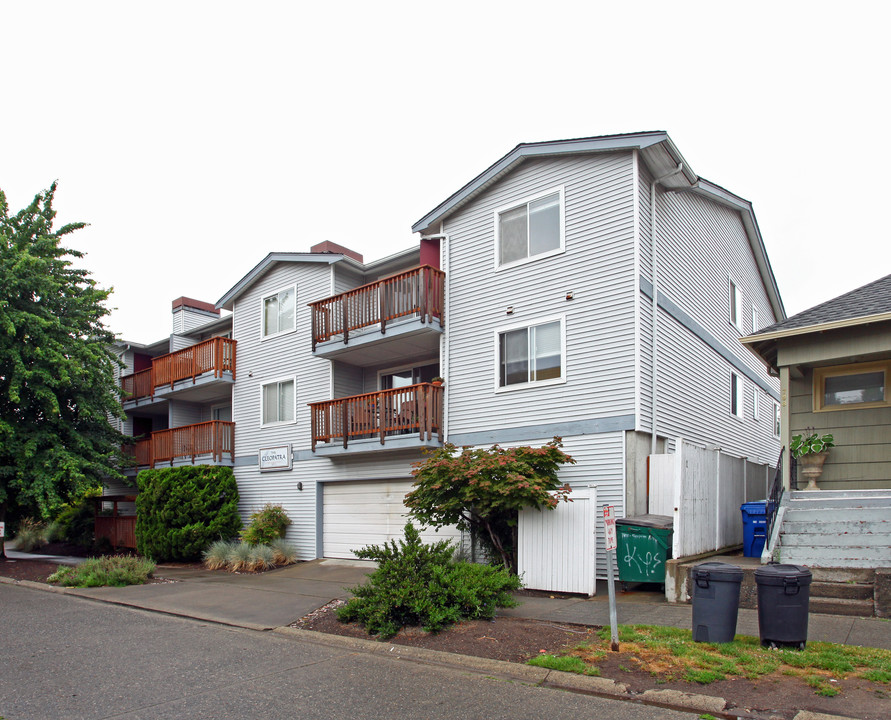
262;286;296;337
498;319;563;388
496;189;563;266
730;372;743;418
262;378;295;425
728;278;742;330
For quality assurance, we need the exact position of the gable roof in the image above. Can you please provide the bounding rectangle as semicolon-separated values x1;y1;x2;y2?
216;252;347;310
411;131;784;321
741;274;891;367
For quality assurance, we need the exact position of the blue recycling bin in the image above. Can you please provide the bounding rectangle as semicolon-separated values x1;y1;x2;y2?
741;501;767;557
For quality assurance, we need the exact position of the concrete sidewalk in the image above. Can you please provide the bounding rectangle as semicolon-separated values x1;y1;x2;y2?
10;553;888;649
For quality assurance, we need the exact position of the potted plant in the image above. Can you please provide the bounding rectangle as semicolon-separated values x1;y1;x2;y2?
431;376;444;387
791;431;834;491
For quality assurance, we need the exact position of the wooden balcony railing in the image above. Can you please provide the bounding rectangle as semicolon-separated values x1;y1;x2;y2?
125;421;235;468
121;337;236;401
309;383;443;451
309;265;445;350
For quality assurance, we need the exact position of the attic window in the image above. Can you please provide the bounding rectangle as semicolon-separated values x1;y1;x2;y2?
814;361;890;411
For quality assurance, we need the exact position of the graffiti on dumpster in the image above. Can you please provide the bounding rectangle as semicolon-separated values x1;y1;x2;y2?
622;545;664;578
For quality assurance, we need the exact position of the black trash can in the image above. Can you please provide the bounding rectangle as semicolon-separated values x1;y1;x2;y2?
691;562;744;643
754;564;812;649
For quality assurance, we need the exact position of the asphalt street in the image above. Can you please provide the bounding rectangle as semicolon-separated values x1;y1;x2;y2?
0;584;698;720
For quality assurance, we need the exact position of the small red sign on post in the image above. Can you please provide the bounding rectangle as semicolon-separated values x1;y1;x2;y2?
604;504;617;551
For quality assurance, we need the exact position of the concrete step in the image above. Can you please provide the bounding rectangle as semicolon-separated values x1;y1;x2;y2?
790;489;891;502
809;596;875;617
777;545;891;567
783;519;890;535
810;580;874;601
781;531;891;547
783;507;891;523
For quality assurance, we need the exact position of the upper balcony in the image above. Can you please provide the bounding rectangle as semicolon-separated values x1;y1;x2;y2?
309;383;443;457
309;265;444;366
125;420;235;469
121;337;236;407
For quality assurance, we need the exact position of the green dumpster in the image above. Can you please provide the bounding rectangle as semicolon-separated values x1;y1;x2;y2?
615;514;673;585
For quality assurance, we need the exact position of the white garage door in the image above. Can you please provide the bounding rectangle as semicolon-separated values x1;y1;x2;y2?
323;479;461;559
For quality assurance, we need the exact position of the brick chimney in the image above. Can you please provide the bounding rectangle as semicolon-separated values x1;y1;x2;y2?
310;240;363;263
172;297;220;334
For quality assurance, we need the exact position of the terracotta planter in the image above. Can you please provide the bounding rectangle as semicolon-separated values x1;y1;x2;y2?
798;451;828;491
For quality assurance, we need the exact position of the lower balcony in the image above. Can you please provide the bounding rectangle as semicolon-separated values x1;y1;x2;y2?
126;421;235;469
309;383;443;456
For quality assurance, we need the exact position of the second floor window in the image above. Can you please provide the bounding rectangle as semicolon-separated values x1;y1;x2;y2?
730;372;743;419
262;378;295;425
498;319;563;388
263;286;296;337
496;189;563;267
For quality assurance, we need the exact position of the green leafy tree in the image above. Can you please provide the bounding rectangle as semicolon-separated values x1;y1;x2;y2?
0;184;125;558
404;438;575;571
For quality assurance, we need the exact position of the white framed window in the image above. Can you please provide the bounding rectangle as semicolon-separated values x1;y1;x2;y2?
494;187;565;268
261;377;296;426
262;285;296;338
773;402;781;437
728;278;742;331
751;305;760;333
730;372;743;419
495;316;565;391
752;388;759;421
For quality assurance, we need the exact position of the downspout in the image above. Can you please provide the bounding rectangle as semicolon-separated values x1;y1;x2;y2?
650;164;685;456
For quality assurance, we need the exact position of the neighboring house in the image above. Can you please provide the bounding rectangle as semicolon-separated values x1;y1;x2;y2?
741;274;891;580
742;273;891;492
115;131;784;578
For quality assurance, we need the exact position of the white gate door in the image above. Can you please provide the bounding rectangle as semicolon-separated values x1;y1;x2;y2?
518;485;596;596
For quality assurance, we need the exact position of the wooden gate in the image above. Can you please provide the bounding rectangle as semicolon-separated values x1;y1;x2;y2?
517;485;597;596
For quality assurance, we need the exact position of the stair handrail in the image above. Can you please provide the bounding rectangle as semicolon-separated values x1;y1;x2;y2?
765;447;784;543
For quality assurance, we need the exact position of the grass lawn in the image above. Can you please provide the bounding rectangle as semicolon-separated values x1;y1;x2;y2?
528;624;891;697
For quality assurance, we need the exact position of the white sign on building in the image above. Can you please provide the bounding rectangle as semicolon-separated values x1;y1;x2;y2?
259;445;292;472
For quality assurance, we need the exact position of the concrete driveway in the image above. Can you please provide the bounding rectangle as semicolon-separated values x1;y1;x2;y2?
67;558;374;630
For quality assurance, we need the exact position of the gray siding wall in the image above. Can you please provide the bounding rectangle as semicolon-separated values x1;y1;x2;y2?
789;371;891;489
332;361;364;399
169;400;204;428
172;307;219;335
169;334;197;352
645;189;780;465
442;153;639;436
333;265;364;295
231;262;332;457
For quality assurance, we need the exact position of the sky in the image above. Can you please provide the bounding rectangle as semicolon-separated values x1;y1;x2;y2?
2;1;888;341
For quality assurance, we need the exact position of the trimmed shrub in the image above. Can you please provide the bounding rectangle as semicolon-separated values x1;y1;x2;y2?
337;523;521;639
241;503;291;545
48;555;155;587
135;466;241;561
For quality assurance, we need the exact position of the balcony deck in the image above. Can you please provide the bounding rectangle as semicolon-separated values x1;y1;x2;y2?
121;337;236;405
309;383;443;456
126;420;235;469
310;265;444;365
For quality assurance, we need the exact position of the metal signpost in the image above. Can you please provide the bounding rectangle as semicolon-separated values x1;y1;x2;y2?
603;504;620;651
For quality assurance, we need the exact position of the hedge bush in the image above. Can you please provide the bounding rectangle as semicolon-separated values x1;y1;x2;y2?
241;503;291;545
135;466;241;561
337;523;521;639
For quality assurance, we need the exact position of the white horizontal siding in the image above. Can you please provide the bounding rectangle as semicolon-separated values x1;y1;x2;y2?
231;262;332;456
443;153;638;436
168;400;204;428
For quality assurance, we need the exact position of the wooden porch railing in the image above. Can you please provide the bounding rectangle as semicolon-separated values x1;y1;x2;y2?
309;265;445;350
151;420;235;466
120;337;236;401
309;383;443;451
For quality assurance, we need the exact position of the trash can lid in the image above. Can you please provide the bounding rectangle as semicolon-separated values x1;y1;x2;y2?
754;563;812;586
741;500;767;509
692;561;744;581
615;514;673;529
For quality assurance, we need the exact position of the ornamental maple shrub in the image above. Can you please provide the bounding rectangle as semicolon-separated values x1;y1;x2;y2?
135;466;241;561
404;438;574;571
240;503;291;545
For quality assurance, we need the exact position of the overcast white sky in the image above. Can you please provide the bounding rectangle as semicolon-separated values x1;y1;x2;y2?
2;1;888;341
